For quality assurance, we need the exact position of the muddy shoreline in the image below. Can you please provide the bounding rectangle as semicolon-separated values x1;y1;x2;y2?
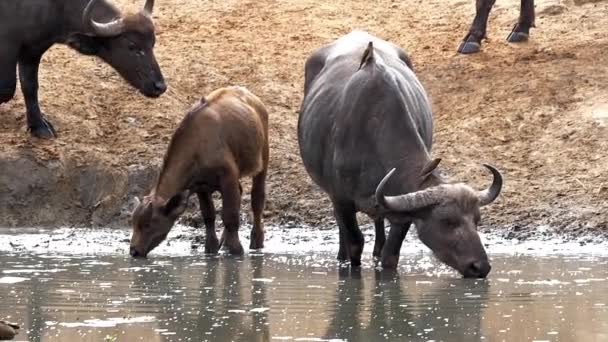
1;151;607;243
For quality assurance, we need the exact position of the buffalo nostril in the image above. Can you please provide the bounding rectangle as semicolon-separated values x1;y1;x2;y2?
153;81;166;93
466;260;491;278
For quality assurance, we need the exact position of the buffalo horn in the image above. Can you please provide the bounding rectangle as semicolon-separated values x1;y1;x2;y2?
83;0;125;37
375;168;442;212
477;164;503;206
143;0;155;16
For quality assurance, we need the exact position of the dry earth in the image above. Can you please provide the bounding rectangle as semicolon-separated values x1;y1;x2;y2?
1;0;607;238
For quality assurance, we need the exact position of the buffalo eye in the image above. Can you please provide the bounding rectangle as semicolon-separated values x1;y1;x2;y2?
128;41;138;51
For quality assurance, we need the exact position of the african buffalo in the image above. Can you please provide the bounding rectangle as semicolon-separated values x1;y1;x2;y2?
130;86;269;258
0;0;166;139
298;31;503;278
458;0;535;54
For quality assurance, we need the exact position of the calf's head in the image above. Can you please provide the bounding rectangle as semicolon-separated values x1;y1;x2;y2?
73;0;166;97
376;163;503;278
129;191;189;258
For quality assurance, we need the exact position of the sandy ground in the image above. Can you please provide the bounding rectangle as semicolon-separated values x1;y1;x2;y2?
1;0;607;236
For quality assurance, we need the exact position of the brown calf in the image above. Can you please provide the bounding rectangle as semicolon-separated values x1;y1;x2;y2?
129;86;269;257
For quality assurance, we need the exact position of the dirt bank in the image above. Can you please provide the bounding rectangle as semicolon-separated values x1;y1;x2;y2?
1;0;607;238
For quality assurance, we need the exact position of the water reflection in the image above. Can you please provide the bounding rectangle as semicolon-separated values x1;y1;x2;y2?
324;268;490;341
0;253;607;341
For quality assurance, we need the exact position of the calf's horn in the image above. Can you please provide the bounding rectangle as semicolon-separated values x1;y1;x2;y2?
477;164;503;206
83;0;125;37
375;168;442;212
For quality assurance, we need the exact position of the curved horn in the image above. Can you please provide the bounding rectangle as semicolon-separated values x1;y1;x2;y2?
477;164;503;206
143;0;155;16
83;0;125;37
376;168;442;212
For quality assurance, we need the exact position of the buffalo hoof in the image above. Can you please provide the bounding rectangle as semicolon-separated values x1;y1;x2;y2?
457;41;481;54
249;230;264;250
507;23;530;43
350;257;362;268
220;233;244;255
381;255;399;269
204;236;220;254
506;31;529;43
29;117;56;139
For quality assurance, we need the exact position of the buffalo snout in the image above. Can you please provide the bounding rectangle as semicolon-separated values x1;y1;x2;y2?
142;79;167;98
129;246;146;258
462;259;491;278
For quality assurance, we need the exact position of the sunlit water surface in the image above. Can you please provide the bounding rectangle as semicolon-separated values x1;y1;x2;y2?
0;226;607;342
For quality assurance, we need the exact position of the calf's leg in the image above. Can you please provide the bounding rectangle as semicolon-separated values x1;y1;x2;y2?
249;169;267;250
18;51;56;139
333;201;364;267
381;222;411;269
219;169;244;255
197;191;220;254
507;0;535;42
458;0;497;54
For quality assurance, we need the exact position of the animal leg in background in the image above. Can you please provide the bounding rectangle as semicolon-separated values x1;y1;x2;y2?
0;46;17;104
507;0;535;43
18;49;56;138
381;222;411;269
197;191;220;254
373;218;386;259
333;201;364;267
458;0;496;54
249;169;267;250
219;167;244;255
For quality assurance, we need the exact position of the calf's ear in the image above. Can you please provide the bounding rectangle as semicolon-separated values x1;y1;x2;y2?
162;191;190;217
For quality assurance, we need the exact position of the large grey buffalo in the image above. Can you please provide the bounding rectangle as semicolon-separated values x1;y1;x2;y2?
458;0;535;54
298;31;503;278
0;0;166;139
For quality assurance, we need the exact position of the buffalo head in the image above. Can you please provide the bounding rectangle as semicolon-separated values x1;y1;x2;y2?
376;162;503;278
129;191;189;258
74;0;166;97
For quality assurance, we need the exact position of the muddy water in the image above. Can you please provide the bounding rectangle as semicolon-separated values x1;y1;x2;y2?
1;227;608;342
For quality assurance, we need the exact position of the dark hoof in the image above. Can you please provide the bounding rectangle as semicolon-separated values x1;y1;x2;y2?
220;235;244;255
506;31;529;43
350;257;362;268
457;41;481;54
205;236;220;254
225;243;244;255
381;255;399;269
29;117;56;139
249;230;264;250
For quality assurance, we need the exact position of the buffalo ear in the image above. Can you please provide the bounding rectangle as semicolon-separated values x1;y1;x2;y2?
419;158;441;185
162;191;190;217
66;34;101;55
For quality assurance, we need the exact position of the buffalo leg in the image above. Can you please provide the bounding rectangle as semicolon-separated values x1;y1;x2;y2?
507;0;535;42
373;218;386;259
333;201;364;267
219;169;244;255
18;51;56;139
0;48;17;104
249;169;267;250
381;222;411;269
458;0;497;54
197;191;220;254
